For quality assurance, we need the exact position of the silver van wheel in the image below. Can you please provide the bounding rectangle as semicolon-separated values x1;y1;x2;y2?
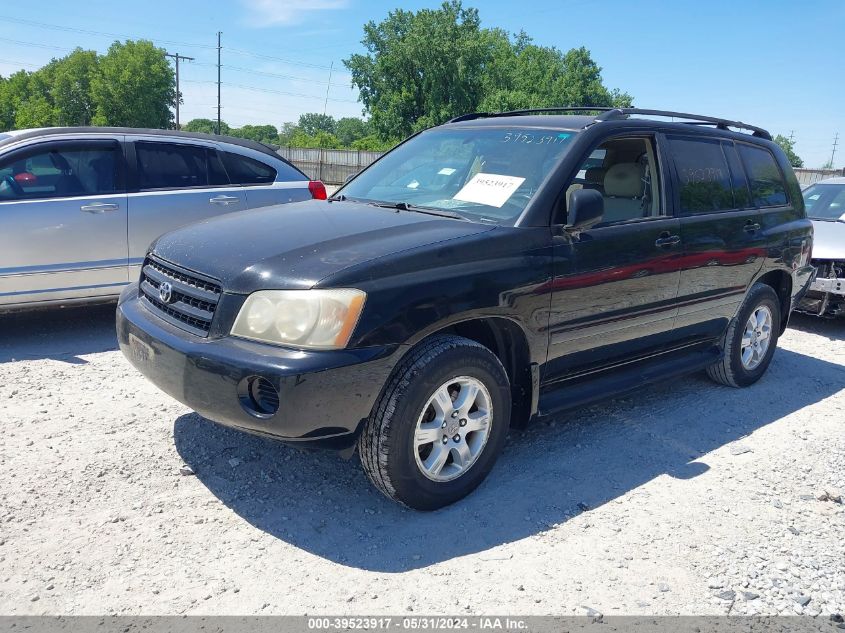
413;376;493;482
740;305;773;370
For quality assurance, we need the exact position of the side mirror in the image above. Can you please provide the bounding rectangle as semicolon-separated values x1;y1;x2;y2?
566;188;604;231
344;172;358;184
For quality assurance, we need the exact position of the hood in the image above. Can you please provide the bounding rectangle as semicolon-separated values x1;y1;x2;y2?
811;220;845;260
150;199;495;293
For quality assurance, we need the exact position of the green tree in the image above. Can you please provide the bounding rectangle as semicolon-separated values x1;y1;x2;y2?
288;128;341;148
50;48;98;126
183;118;231;135
344;2;630;140
91;40;175;128
14;94;54;129
350;134;396;151
230;124;279;145
345;2;495;139
0;76;10;130
335;117;370;146
278;122;300;145
297;112;337;136
0;68;54;129
773;134;804;168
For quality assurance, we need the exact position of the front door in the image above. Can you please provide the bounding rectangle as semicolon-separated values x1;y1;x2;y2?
545;133;682;380
0;138;129;307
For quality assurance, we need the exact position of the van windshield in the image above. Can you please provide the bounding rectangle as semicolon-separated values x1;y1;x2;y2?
337;126;577;224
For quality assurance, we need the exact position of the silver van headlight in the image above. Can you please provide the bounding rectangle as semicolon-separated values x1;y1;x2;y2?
231;289;366;349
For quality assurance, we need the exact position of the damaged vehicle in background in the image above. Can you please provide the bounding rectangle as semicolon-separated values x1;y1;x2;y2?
798;177;845;317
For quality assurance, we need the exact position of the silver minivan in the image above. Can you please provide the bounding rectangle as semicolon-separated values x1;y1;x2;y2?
0;127;323;312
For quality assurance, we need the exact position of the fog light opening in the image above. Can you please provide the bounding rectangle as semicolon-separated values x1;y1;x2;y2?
239;376;280;418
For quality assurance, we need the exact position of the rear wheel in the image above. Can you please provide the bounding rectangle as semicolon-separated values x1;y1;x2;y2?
358;335;510;510
706;282;781;387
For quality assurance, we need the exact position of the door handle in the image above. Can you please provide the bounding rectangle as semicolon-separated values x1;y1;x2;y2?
654;233;681;248
210;195;240;206
80;203;119;213
743;221;761;233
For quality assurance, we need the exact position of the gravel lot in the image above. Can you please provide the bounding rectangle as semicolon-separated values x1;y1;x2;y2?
1;306;843;617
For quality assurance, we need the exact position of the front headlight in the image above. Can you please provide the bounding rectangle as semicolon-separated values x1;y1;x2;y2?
231;289;366;349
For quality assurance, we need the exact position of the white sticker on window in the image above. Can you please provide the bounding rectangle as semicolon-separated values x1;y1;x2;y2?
438;167;457;175
453;173;525;208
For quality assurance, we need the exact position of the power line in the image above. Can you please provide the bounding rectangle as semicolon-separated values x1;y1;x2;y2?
192;61;350;87
182;79;358;104
0;36;74;52
0;16;216;49
0;58;41;69
0;16;350;69
225;47;336;71
2;35;352;89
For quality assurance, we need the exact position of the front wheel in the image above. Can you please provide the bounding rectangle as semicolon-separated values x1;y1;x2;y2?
706;282;781;388
358;335;511;510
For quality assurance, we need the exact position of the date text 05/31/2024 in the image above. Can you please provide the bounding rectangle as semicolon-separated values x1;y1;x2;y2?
306;617;529;630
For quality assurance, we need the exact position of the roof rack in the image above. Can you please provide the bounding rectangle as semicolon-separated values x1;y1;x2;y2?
447;107;771;140
596;108;771;140
447;107;614;123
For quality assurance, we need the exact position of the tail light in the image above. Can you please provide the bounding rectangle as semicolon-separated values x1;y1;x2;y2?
308;180;327;200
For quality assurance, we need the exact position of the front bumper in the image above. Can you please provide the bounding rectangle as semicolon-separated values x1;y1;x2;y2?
116;284;404;449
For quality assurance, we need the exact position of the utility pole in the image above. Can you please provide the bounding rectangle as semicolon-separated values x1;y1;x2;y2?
166;52;194;130
831;132;839;169
216;31;222;135
788;130;794;143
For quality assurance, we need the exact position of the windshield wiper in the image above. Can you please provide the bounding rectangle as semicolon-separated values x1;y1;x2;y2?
368;201;466;220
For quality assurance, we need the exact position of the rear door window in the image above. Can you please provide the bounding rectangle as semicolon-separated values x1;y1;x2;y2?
737;144;788;207
667;136;735;214
0;141;123;201
136;142;222;190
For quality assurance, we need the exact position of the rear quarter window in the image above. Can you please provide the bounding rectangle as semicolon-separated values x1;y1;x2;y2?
737;144;788;207
222;152;304;185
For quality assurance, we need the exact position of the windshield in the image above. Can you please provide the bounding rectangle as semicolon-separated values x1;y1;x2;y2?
803;183;845;221
337;126;577;224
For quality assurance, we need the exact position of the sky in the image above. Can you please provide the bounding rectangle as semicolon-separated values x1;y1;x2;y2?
0;0;842;167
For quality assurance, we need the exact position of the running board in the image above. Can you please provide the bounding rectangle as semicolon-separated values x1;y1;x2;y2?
537;345;722;417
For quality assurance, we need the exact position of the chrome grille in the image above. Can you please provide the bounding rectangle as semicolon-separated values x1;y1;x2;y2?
139;257;222;336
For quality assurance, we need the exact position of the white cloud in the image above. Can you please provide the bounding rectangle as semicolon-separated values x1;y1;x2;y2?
241;0;349;27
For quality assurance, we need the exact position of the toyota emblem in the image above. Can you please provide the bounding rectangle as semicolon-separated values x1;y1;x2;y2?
158;281;173;304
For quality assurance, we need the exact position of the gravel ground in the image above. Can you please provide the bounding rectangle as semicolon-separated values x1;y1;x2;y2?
1;306;843;616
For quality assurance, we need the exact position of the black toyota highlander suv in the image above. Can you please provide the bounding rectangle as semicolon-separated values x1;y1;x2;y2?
117;107;814;510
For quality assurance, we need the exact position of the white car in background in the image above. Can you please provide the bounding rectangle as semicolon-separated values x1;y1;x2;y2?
798;177;845;317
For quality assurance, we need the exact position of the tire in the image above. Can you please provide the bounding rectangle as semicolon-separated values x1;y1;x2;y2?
706;282;781;388
358;335;511;510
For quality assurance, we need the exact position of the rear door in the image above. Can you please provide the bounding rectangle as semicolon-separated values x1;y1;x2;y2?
669;136;766;340
0;137;128;307
126;138;246;279
220;148;311;209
